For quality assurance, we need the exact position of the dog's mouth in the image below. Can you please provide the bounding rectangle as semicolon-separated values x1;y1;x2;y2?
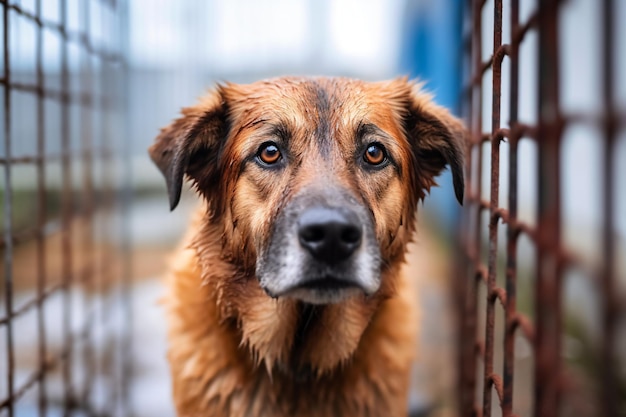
266;275;367;305
297;276;360;291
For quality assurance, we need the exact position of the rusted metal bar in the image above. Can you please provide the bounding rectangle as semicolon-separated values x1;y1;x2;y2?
2;1;15;416
457;1;483;415
601;1;619;416
120;5;134;403
502;1;520;416
0;81;95;105
59;0;75;414
482;1;503;416
468;44;510;92
0;0;122;62
534;1;563;416
0;283;64;326
0;218;87;251
454;0;474;416
0;333;78;410
511;11;537;46
35;0;49;413
510;312;534;342
79;0;96;407
0;149;115;165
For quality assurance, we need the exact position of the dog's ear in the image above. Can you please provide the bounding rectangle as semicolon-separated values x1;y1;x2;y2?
403;82;466;205
148;90;228;210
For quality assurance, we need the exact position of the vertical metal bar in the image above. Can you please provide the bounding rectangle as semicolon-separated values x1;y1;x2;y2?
456;7;472;409
35;0;49;414
2;2;14;415
60;0;74;414
457;20;475;417
111;1;127;412
80;0;96;408
534;1;563;416
99;1;116;409
502;1;519;416
459;1;482;415
483;0;503;415
600;0;618;415
118;2;133;413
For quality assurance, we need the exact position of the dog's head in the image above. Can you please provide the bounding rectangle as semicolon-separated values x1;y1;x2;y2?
150;77;464;370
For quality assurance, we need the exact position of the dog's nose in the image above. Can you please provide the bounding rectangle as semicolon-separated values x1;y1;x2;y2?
298;207;362;264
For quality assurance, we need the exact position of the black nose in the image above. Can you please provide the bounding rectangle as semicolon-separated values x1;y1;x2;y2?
297;207;362;264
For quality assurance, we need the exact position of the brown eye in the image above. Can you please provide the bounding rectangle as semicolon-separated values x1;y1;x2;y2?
257;143;282;165
363;143;386;165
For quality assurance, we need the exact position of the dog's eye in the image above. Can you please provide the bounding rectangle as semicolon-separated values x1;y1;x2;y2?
363;143;387;166
257;142;282;165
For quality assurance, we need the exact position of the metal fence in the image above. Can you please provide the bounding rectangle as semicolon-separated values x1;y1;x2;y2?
457;1;624;417
1;1;131;416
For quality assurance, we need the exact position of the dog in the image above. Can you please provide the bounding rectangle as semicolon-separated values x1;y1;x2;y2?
149;76;465;417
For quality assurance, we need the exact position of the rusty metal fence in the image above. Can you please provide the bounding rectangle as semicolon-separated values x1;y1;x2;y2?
457;1;625;417
1;1;131;416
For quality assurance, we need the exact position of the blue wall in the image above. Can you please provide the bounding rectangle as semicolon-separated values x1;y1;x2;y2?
399;0;464;232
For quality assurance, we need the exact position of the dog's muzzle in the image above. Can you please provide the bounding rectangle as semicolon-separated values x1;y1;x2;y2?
256;190;381;305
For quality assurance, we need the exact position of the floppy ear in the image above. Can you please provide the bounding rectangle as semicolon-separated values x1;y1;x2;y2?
148;90;228;210
404;85;466;205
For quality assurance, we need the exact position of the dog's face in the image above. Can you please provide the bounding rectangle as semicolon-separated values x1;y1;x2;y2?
150;77;464;369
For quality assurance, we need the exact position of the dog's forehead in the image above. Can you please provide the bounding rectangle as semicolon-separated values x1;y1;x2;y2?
222;77;409;135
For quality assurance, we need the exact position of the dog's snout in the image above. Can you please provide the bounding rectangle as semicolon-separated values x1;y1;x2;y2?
298;207;362;264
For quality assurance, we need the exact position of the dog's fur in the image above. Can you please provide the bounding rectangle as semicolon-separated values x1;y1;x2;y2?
149;77;465;417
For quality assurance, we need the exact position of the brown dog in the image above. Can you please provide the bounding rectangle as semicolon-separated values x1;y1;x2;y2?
149;76;464;417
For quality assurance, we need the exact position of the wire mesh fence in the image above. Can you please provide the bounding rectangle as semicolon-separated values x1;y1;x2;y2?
2;0;624;416
457;0;625;416
1;0;132;416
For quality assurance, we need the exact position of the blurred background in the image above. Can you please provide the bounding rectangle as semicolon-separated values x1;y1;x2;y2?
1;0;624;416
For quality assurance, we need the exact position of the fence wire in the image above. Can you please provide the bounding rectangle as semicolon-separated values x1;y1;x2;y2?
1;0;131;416
457;1;625;416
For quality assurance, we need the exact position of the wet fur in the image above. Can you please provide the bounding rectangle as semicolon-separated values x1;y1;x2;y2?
149;77;465;417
